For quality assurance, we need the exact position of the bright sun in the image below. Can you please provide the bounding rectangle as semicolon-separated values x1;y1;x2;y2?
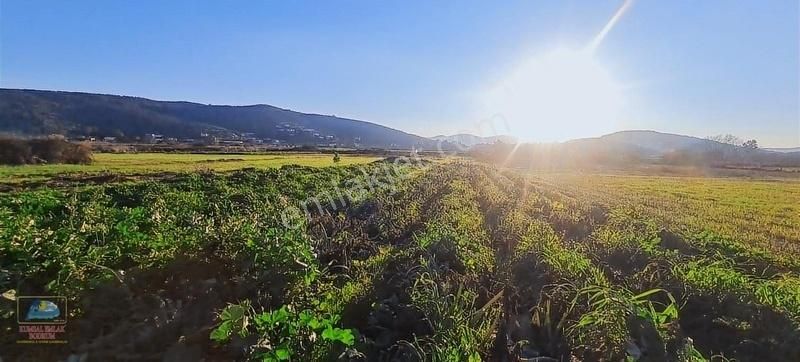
485;48;624;142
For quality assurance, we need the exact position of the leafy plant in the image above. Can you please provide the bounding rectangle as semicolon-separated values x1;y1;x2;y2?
211;302;355;361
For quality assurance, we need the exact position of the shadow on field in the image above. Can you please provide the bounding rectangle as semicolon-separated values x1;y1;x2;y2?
679;295;800;361
317;202;435;361
0;171;188;193
498;255;571;361
6;253;290;361
593;238;800;361
339;251;433;362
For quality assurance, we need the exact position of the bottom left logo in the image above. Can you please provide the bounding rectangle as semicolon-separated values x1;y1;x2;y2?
17;296;68;344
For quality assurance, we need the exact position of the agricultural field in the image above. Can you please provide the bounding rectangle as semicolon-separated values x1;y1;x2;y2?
0;152;381;184
2;159;799;361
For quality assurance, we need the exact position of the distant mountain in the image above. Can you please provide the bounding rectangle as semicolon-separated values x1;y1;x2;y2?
0;88;437;149
566;130;774;156
431;134;517;148
472;130;800;168
766;147;800;153
592;130;708;155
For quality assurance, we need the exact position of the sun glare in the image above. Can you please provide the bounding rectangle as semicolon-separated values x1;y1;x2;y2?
485;48;625;142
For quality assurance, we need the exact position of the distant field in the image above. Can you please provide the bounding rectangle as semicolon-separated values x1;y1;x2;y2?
530;172;800;257
0;152;381;183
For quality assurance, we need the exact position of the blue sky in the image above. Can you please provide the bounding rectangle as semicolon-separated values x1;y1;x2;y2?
1;1;798;146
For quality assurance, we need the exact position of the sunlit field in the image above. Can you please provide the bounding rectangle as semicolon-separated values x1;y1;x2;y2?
3;159;799;360
0;152;381;183
2;0;797;360
532;171;800;257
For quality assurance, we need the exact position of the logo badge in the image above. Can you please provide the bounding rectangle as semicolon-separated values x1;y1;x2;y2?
17;296;68;344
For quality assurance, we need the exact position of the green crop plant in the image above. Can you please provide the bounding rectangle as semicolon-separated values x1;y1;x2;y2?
572;286;680;360
410;270;499;361
211;302;355;361
2;158;799;360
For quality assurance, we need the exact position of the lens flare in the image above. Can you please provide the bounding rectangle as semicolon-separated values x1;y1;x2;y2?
485;48;625;142
483;0;635;143
588;0;636;53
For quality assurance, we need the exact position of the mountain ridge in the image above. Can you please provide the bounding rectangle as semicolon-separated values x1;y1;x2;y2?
766;147;800;153
2;88;796;153
567;130;798;156
0;88;437;149
470;129;800;168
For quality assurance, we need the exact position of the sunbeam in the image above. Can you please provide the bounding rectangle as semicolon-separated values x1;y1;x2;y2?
587;0;636;53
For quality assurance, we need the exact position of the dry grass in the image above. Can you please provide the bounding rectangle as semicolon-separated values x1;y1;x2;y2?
0;152;381;183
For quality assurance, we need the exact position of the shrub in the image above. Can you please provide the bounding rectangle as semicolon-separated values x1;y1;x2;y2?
0;136;92;165
0;138;32;165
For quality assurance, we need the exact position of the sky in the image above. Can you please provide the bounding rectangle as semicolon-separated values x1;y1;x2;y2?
1;1;798;147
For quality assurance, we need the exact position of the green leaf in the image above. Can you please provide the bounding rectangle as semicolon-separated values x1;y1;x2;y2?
221;303;247;321
274;347;291;360
255;311;273;327
273;306;290;324
577;314;597;327
633;288;664;301
210;321;232;342
298;310;313;324
322;327;355;346
663;304;679;320
339;329;355;346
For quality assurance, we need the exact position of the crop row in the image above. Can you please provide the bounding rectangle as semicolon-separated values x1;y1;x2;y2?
1;161;417;359
522;174;800;360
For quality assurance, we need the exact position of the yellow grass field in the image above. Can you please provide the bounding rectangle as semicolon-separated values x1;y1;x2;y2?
0;152;382;183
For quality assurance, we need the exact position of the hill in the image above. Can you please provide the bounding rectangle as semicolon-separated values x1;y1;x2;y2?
472;130;800;168
766;147;800;153
591;130;708;155
0;88;437;149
